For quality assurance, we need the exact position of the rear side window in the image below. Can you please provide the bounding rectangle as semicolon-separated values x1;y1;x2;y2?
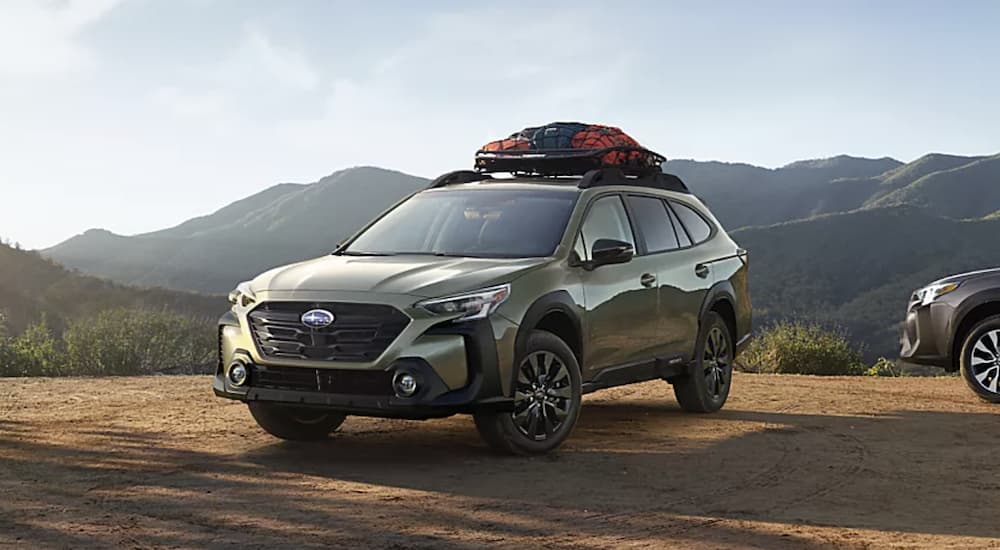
670;201;713;245
578;195;635;260
625;195;679;253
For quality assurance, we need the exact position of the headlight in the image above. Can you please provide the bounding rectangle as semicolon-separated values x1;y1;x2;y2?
228;281;257;307
916;282;960;306
416;284;510;321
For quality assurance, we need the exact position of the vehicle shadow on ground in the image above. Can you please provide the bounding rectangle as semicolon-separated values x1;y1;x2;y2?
0;403;996;547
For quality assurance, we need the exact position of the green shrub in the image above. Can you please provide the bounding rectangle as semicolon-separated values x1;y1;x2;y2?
6;317;63;376
738;321;867;375
865;357;900;377
62;308;215;376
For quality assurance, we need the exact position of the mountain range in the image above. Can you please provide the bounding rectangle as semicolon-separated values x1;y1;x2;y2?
42;153;1000;361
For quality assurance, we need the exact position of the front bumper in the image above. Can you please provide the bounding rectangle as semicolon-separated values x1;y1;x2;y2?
214;307;517;419
899;299;955;370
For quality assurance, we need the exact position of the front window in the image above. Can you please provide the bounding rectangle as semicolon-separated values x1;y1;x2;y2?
577;195;635;261
343;188;577;258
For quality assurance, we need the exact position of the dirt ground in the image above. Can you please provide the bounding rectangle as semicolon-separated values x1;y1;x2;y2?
0;374;997;549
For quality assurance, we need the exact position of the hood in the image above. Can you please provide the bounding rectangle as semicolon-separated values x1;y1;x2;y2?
252;254;550;298
932;267;1000;286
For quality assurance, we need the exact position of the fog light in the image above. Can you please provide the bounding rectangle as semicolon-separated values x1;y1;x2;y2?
393;372;418;398
228;363;248;387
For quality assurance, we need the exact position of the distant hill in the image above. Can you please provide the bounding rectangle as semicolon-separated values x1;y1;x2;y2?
866;154;1000;218
734;206;1000;359
45;167;428;293
664;155;903;229
667;153;1000;231
0;242;224;335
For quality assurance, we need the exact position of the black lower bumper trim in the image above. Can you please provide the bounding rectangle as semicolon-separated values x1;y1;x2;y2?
214;372;513;420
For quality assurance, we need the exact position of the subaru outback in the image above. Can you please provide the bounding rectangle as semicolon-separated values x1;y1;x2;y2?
214;160;752;454
901;268;1000;403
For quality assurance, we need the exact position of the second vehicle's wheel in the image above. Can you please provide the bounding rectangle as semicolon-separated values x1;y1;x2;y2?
474;330;582;455
248;402;347;441
673;311;733;413
959;315;1000;403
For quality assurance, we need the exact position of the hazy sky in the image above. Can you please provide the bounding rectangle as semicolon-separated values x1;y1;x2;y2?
2;0;998;249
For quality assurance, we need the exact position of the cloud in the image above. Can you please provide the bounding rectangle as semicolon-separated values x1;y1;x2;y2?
233;24;321;92
0;0;121;78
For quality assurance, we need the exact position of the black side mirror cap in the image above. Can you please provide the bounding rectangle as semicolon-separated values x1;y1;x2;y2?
588;238;635;269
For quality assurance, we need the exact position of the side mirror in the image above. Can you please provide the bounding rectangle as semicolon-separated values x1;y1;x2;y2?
589;239;634;269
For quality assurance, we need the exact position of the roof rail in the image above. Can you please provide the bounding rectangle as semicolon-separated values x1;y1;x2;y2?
427;170;492;189
578;167;690;194
474;146;665;177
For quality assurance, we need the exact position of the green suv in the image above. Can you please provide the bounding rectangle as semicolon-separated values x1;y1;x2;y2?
214;165;751;454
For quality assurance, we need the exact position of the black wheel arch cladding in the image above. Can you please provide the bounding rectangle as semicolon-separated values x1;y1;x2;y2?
513;290;583;395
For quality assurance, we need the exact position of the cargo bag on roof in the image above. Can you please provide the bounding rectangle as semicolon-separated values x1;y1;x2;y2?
477;122;664;175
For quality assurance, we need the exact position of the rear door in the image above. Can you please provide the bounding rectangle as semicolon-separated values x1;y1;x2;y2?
625;194;707;361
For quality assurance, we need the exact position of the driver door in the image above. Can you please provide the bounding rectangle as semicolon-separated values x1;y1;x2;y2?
576;194;661;377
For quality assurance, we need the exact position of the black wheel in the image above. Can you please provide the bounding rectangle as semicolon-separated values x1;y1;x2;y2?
673;311;733;413
474;330;582;455
248;402;347;441
959;315;1000;403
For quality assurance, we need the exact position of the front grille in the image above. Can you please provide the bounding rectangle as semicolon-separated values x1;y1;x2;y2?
253;365;392;394
248;302;409;362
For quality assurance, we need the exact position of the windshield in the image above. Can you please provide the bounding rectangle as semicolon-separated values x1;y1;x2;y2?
343;188;577;258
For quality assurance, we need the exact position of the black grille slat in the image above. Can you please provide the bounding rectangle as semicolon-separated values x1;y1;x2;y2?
253;365;392;394
248;302;409;362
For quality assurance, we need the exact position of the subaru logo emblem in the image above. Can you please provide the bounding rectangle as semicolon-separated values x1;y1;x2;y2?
301;309;335;328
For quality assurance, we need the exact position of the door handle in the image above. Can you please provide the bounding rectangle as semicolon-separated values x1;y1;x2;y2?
695;264;710;278
640;273;657;288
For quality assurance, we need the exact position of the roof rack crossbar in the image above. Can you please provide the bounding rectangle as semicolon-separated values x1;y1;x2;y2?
428;170;493;189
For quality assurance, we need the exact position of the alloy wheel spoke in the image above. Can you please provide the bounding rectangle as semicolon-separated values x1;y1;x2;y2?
548;364;568;388
528;354;542;381
541;403;556;435
970;352;993;366
549;399;570;420
974;367;996;383
547;385;573;399
526;405;541;439
980;332;1000;356
972;342;994;363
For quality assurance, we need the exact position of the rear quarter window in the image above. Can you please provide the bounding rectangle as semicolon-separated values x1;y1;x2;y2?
670;201;713;245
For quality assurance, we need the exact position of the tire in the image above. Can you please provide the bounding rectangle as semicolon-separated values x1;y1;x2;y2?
673;311;733;413
248;402;347;441
474;330;582;455
958;315;1000;403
